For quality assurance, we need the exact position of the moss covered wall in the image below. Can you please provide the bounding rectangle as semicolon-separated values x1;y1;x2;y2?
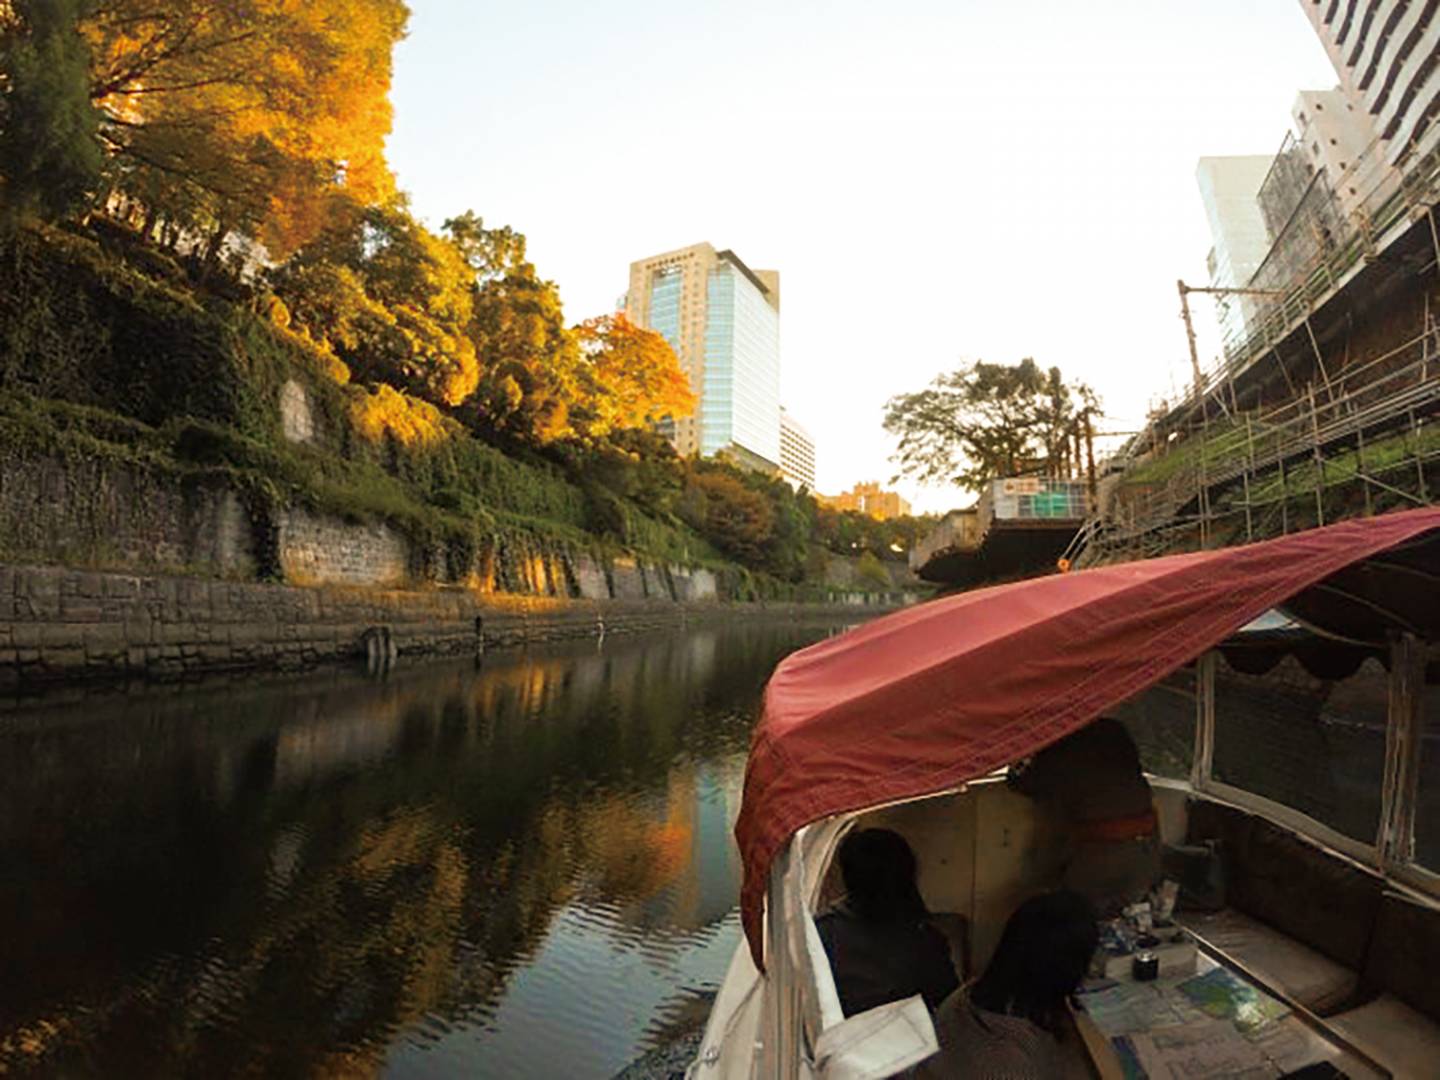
0;452;899;612
0;452;258;578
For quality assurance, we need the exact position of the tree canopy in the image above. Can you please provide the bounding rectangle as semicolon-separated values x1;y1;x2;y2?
572;313;695;440
883;358;1098;492
0;0;407;253
0;0;104;224
0;1;929;594
270;200;480;406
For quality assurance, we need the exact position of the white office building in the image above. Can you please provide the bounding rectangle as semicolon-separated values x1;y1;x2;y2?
1300;1;1439;169
779;408;816;491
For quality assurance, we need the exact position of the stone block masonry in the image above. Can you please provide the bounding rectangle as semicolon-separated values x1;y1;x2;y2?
278;509;410;587
0;453;913;686
0;455;257;578
0;563;880;687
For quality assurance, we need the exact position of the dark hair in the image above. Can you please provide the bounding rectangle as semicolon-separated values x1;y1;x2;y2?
1091;716;1144;776
971;890;1098;1034
837;828;929;924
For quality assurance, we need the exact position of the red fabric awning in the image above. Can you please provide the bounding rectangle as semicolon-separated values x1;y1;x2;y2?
737;507;1440;968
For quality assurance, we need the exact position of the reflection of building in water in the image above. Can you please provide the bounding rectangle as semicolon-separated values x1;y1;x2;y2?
620;756;745;934
687;758;747;928
685;629;719;681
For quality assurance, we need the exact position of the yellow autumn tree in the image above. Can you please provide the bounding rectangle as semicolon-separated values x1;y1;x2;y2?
445;212;584;444
82;0;406;257
273;201;479;407
572;313;695;440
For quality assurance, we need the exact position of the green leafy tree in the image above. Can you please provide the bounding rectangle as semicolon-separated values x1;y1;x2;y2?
883;358;1097;492
678;468;774;566
856;550;891;589
814;507;938;561
443;212;581;444
578;428;686;516
0;0;104;223
759;477;814;581
270;200;479;406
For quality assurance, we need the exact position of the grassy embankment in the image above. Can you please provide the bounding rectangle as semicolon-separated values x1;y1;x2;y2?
1118;413;1439;538
0;223;850;599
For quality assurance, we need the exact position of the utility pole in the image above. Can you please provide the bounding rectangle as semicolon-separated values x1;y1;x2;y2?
1177;280;1209;421
1176;281;1290;419
1083;408;1097;505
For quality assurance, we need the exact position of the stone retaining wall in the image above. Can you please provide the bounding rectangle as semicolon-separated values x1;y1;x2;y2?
0;563;888;688
0;455;258;577
278;509;411;588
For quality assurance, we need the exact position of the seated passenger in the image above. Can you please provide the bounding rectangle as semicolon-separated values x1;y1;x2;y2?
919;890;1098;1080
1008;716;1161;915
815;828;959;1016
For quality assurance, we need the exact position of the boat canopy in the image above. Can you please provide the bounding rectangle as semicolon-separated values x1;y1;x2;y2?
736;507;1440;968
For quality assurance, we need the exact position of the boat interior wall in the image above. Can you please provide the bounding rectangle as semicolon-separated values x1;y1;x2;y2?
1179;795;1440;1076
835;783;1043;976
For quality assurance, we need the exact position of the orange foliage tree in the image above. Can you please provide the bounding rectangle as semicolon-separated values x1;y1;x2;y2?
678;470;776;565
82;0;407;257
572;313;694;440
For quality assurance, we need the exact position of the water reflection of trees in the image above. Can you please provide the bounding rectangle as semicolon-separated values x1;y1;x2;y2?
0;621;838;1075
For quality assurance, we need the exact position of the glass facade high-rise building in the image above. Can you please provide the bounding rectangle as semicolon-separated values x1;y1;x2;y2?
626;243;781;470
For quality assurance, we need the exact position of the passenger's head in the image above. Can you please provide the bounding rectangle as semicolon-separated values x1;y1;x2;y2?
1091;716;1144;775
972;890;1098;1034
836;828;928;924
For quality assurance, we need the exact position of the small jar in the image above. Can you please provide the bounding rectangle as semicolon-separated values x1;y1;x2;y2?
1132;951;1159;982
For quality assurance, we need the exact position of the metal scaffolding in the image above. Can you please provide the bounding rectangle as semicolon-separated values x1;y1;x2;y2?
1068;112;1440;568
1073;327;1439;567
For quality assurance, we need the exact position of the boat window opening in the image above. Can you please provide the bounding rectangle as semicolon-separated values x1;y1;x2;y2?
1212;653;1388;847
1111;667;1198;781
1410;664;1440;871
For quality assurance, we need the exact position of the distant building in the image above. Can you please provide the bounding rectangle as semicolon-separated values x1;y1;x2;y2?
1300;2;1439;170
625;243;781;471
1195;156;1274;343
819;482;912;520
1196;84;1391;350
778;408;815;491
1289;88;1381;218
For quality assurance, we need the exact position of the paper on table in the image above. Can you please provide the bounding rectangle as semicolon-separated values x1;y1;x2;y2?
1177;967;1291;1035
1079;981;1191;1036
1129;1019;1273;1079
1246;1020;1343;1075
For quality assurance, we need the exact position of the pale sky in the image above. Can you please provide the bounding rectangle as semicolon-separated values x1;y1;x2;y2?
387;1;1338;514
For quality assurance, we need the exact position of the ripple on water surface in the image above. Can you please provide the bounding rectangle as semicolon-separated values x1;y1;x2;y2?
0;621;848;1078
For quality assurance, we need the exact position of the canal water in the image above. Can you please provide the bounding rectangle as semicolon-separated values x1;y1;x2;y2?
0;619;851;1078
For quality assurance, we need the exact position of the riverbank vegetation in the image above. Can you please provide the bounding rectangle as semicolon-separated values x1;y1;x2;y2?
0;1;933;593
